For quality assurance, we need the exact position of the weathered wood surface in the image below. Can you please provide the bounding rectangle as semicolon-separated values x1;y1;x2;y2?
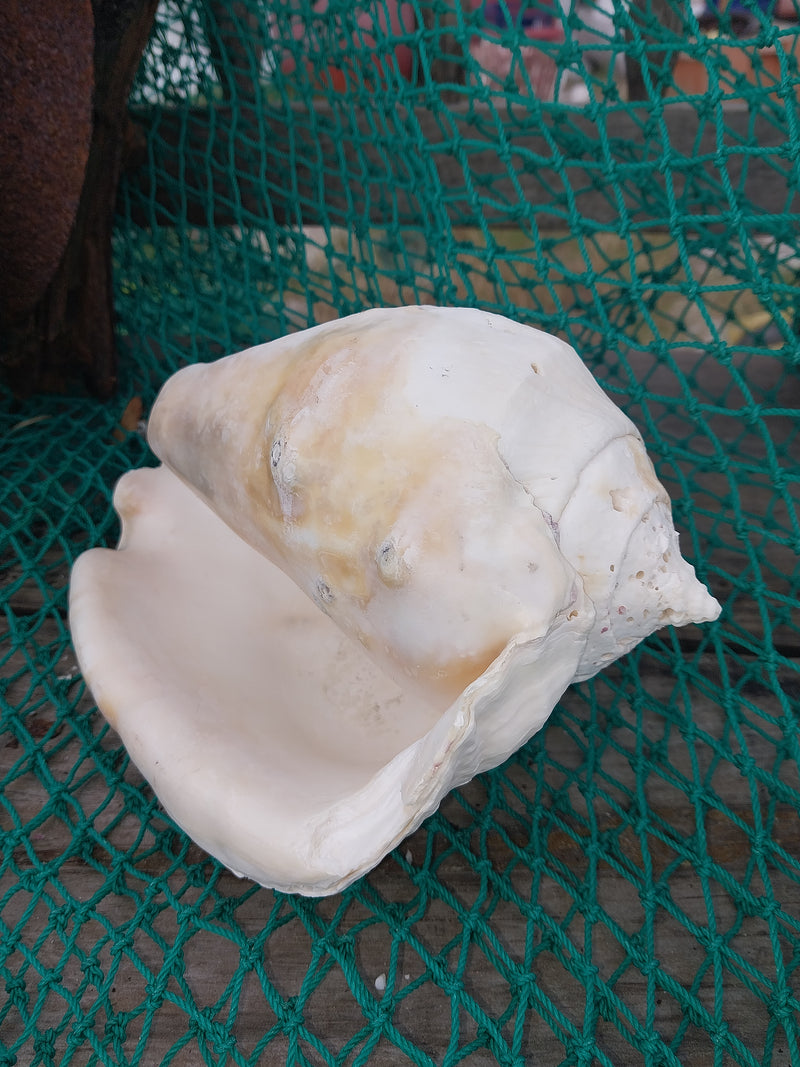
2;258;797;1066
2;346;798;1060
1;618;798;1064
124;99;798;232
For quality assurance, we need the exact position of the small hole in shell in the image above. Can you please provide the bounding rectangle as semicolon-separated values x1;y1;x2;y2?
270;438;283;468
316;578;335;604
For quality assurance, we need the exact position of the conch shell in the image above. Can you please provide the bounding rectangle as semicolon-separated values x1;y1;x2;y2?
69;306;720;895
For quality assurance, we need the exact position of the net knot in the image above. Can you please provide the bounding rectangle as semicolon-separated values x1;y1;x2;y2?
768;986;798;1022
190;1006;236;1051
4;976;27;1009
279;995;305;1033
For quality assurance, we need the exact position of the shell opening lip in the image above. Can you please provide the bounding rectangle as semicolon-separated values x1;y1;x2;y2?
67;463;586;895
68;466;486;894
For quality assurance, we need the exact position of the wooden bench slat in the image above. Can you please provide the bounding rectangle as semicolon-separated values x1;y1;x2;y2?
125;100;798;230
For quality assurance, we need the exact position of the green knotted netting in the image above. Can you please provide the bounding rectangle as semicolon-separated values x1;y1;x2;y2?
2;0;800;1063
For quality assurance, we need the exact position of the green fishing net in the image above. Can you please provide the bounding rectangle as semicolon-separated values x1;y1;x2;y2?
2;1;800;1063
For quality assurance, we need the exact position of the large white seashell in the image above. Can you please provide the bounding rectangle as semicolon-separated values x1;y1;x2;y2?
69;306;720;895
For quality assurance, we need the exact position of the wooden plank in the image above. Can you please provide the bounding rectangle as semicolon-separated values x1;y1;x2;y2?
124;100;798;231
3;547;71;616
2;622;798;1064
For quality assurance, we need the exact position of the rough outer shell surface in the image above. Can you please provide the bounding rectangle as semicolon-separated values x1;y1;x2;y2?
69;306;721;895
